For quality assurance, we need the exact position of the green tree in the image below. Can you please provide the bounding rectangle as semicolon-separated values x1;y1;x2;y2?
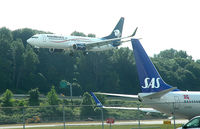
87;33;96;37
12;28;35;46
47;86;59;105
155;48;191;59
28;88;40;106
0;27;13;91
0;27;12;42
80;92;95;119
71;31;86;37
22;46;40;91
3;27;200;96
11;39;25;89
109;48;137;93
1;89;14;107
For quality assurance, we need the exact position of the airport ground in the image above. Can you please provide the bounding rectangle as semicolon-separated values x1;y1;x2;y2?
0;119;187;129
0;125;182;129
0;96;188;129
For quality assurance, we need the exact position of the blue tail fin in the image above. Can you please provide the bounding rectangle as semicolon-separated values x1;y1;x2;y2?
103;17;124;39
90;92;103;107
131;39;179;93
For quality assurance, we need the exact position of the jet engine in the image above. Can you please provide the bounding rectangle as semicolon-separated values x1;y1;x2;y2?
49;48;64;53
112;41;121;47
73;44;86;51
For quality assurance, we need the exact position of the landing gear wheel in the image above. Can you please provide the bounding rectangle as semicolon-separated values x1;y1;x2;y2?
69;52;74;57
34;48;40;54
83;51;88;56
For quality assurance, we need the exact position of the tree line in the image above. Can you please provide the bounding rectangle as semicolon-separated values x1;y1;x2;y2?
0;87;109;123
0;87;152;124
1;27;200;96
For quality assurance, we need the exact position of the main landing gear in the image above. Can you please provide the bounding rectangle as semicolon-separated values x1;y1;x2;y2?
69;51;74;57
69;51;88;57
83;51;88;56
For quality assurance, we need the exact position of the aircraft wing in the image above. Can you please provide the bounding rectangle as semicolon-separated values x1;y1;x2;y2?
85;27;138;49
90;92;159;113
103;106;160;113
143;87;177;99
94;92;138;99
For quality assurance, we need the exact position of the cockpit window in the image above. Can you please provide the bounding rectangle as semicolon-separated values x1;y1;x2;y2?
32;36;38;38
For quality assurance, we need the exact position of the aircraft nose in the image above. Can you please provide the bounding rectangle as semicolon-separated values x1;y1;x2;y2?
27;38;32;44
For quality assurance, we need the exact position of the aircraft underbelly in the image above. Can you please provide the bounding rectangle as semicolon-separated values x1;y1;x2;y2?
89;44;115;51
148;102;200;119
40;41;71;49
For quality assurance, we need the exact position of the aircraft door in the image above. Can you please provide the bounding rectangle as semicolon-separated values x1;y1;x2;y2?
174;96;180;110
43;35;46;42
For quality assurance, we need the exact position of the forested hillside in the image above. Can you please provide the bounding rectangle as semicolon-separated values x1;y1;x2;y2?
1;27;200;95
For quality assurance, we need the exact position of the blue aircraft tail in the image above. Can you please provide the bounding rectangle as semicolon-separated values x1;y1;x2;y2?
90;92;103;107
131;39;179;93
103;17;124;40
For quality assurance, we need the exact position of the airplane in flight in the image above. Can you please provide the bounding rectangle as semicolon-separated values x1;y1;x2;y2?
27;17;137;56
95;39;200;119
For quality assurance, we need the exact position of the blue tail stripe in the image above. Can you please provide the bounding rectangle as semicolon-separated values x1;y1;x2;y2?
131;39;179;93
90;92;103;107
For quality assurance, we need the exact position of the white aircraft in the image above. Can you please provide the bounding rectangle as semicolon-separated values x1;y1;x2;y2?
95;39;200;119
27;17;137;56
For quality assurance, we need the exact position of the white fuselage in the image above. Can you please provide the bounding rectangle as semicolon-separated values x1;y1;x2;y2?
27;34;115;51
140;91;200;119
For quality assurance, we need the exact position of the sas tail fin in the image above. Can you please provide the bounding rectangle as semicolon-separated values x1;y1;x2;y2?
131;39;179;93
103;17;124;39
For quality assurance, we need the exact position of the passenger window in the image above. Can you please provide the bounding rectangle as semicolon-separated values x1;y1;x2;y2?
184;118;200;128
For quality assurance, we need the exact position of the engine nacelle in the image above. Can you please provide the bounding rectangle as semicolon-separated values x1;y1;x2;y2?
49;48;64;53
112;41;121;47
49;48;54;53
73;44;86;51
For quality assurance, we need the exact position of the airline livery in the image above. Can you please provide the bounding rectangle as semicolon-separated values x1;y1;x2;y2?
95;39;200;119
27;17;137;56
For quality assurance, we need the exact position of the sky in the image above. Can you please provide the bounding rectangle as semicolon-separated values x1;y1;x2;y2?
1;0;200;59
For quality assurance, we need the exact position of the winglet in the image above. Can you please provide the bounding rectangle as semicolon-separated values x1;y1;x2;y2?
90;92;103;107
130;27;138;37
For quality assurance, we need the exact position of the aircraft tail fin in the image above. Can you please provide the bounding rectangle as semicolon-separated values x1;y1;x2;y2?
103;17;124;39
131;39;179;93
90;92;103;107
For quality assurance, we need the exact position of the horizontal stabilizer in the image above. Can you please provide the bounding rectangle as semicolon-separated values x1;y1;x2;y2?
91;92;159;113
103;106;160;113
94;92;138;99
143;87;177;99
86;29;138;49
